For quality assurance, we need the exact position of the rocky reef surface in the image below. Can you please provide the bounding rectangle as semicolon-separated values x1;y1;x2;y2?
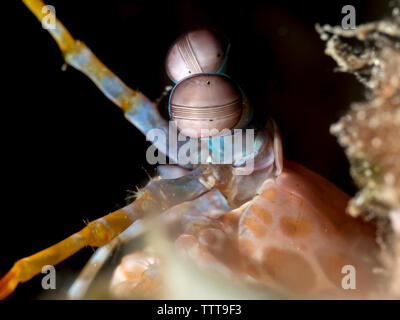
317;6;400;296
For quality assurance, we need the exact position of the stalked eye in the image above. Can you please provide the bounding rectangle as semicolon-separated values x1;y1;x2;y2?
166;29;230;82
169;73;243;138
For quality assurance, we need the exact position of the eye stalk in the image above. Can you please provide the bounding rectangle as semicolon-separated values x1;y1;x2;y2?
169;73;247;138
166;29;230;82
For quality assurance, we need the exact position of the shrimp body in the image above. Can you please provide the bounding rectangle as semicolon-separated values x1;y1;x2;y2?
237;160;381;297
110;161;382;298
0;0;386;300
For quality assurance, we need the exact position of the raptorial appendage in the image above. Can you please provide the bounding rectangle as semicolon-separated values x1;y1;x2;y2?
0;164;228;299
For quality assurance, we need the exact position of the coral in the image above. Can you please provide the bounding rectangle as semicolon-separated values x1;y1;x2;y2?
317;6;400;295
317;10;400;219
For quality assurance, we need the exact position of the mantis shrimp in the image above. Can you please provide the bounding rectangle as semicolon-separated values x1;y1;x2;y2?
0;0;387;299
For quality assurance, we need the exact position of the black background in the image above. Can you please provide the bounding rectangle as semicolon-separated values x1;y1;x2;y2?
1;0;390;299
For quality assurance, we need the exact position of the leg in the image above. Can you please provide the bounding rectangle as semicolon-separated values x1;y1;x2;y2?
0;206;133;300
107;188;245;299
67;220;145;300
175;234;233;278
77;181;228;299
173;190;246;276
109;251;161;299
0;165;228;299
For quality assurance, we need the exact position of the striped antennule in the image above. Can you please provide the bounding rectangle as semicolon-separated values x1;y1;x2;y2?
170;74;243;138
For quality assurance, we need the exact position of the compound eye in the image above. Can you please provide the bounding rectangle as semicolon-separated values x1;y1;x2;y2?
166;29;230;82
169;74;243;138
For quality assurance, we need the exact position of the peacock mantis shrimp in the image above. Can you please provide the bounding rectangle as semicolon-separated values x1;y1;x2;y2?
0;0;388;299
